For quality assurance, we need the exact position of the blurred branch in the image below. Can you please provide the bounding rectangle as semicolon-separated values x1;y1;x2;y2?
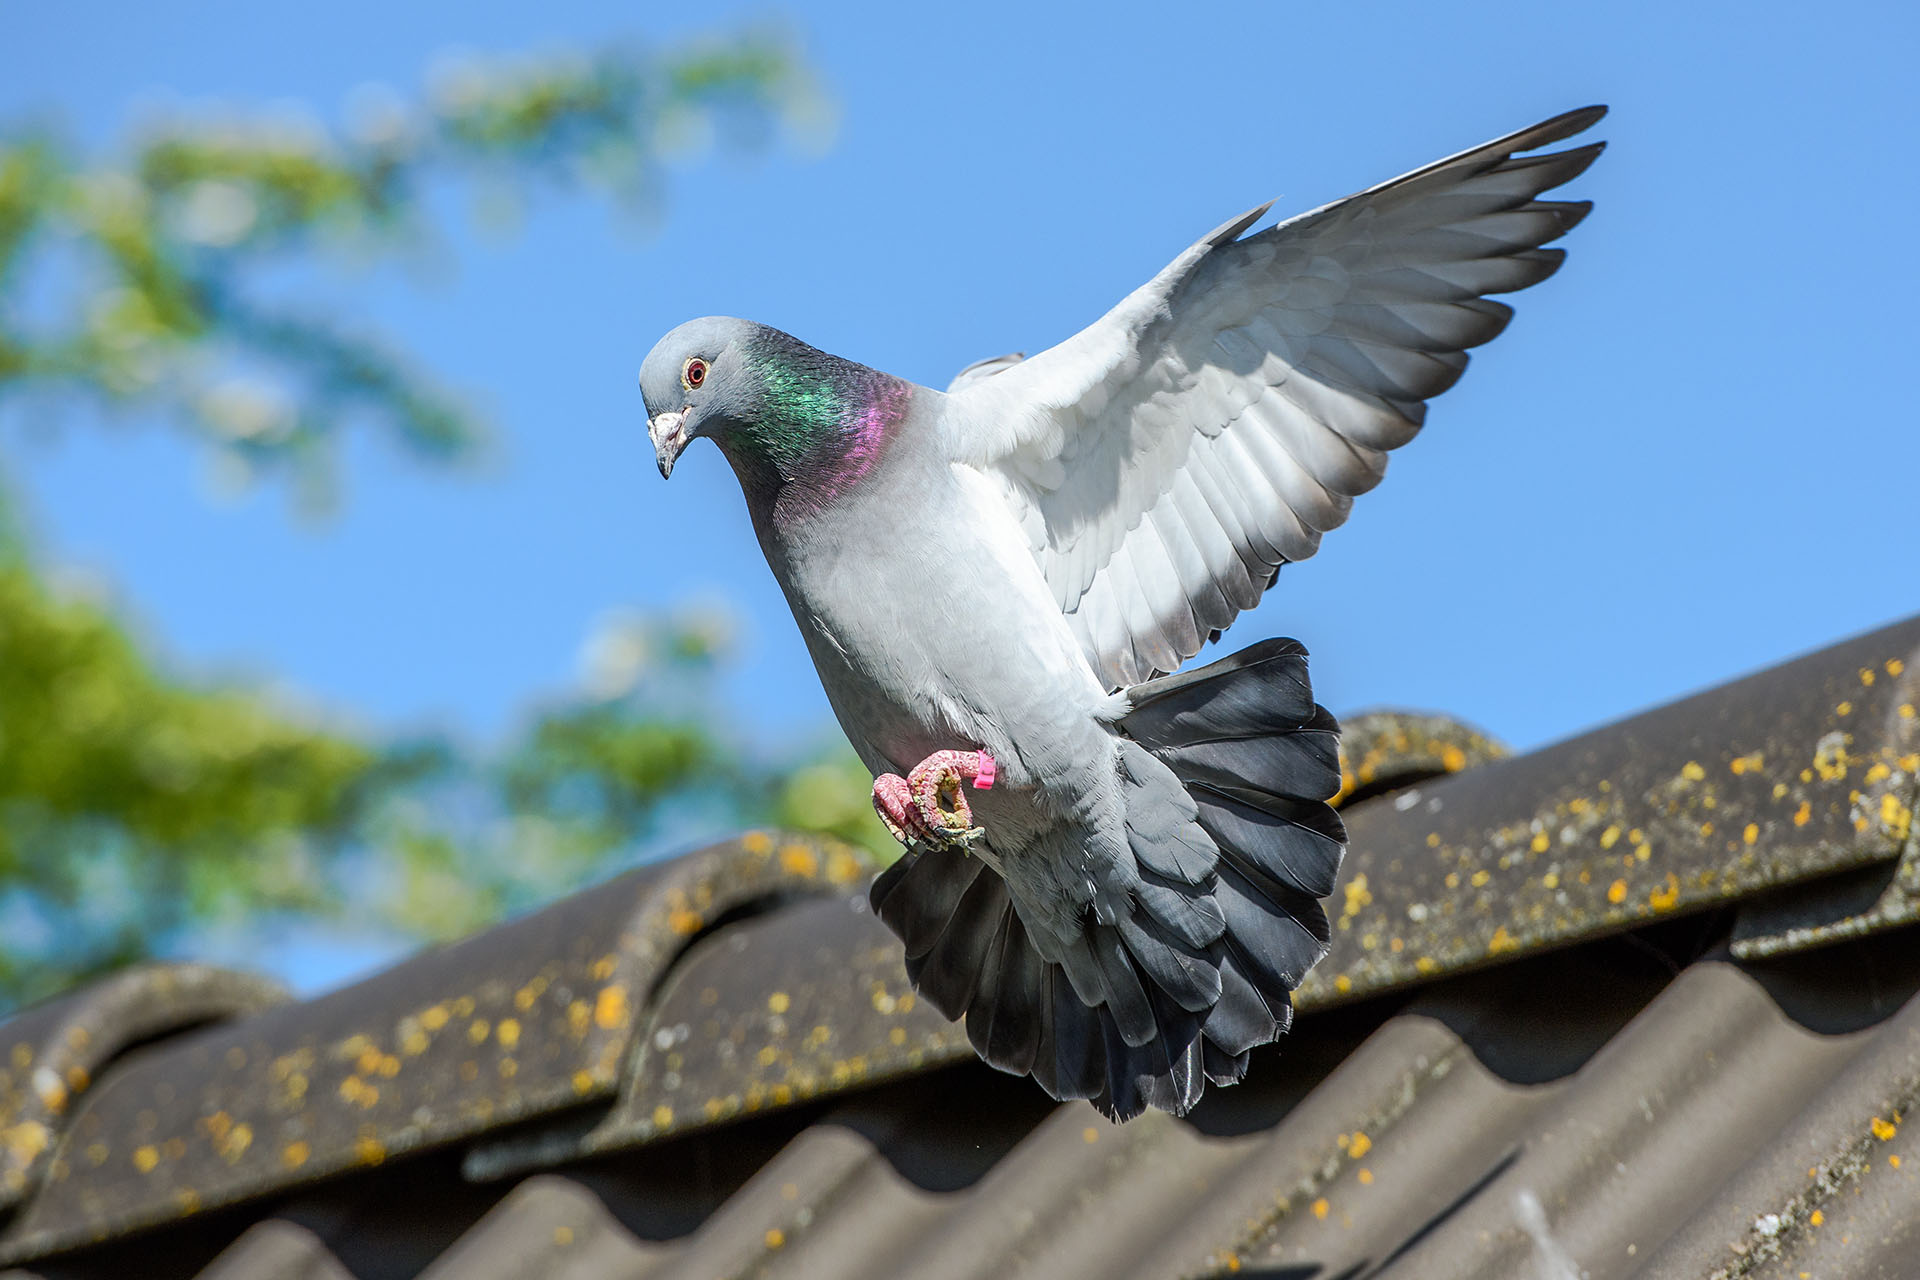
0;32;827;504
0;533;384;1004
0;32;877;1008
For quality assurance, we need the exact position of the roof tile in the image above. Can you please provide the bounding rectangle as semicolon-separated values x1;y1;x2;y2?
0;831;865;1263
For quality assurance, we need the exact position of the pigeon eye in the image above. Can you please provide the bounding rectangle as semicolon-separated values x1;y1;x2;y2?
682;357;708;391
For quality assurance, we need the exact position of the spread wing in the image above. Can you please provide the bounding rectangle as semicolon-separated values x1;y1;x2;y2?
943;106;1606;689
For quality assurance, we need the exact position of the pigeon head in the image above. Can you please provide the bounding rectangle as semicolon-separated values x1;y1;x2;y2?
640;317;915;514
639;315;759;481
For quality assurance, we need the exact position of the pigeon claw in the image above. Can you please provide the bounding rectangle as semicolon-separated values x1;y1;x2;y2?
871;749;997;849
871;772;921;845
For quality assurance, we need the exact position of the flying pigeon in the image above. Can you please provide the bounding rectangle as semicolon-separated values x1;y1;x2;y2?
639;106;1605;1119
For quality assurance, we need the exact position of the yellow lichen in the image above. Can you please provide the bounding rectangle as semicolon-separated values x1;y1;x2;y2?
779;843;820;877
594;984;629;1030
1649;874;1681;912
2;1122;50;1164
1882;794;1912;842
219;1123;253;1164
1607;879;1628;905
1341;874;1372;920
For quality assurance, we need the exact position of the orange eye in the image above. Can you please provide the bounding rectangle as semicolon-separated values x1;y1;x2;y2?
682;357;708;390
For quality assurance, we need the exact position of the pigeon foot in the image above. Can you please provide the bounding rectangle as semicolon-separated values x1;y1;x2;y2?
871;749;996;847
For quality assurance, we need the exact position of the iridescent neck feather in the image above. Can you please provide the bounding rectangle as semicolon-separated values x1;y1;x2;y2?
720;330;913;526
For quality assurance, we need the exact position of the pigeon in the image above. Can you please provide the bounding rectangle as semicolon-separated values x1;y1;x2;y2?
639;106;1605;1119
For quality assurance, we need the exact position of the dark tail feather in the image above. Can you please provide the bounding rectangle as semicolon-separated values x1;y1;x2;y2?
871;843;984;961
903;854;1007;1018
1110;636;1342;1113
869;637;1342;1120
966;907;1045;1077
1034;968;1106;1101
1122;637;1317;743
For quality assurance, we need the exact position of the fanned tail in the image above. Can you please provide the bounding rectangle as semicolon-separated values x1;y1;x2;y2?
870;637;1344;1120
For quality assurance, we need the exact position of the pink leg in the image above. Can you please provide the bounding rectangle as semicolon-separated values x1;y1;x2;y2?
871;749;998;848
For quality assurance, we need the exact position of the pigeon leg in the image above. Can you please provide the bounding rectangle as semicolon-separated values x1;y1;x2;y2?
871;750;998;848
907;749;997;840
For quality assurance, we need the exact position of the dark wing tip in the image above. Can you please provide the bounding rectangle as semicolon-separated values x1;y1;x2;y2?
1488;105;1609;165
1532;104;1610;145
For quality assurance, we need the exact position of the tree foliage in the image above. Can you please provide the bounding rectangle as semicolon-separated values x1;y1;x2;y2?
0;33;887;1011
0;34;826;501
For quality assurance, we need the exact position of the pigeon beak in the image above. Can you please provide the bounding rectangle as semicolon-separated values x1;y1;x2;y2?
648;409;691;480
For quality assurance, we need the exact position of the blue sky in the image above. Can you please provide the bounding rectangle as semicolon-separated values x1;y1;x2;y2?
4;0;1917;773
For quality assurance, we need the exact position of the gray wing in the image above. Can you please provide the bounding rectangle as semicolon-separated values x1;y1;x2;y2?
942;106;1606;689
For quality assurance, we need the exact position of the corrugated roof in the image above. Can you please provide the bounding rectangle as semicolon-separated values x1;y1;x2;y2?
1;615;1916;1279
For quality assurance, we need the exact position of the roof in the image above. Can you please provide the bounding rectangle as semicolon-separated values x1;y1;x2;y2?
2;614;1917;1279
